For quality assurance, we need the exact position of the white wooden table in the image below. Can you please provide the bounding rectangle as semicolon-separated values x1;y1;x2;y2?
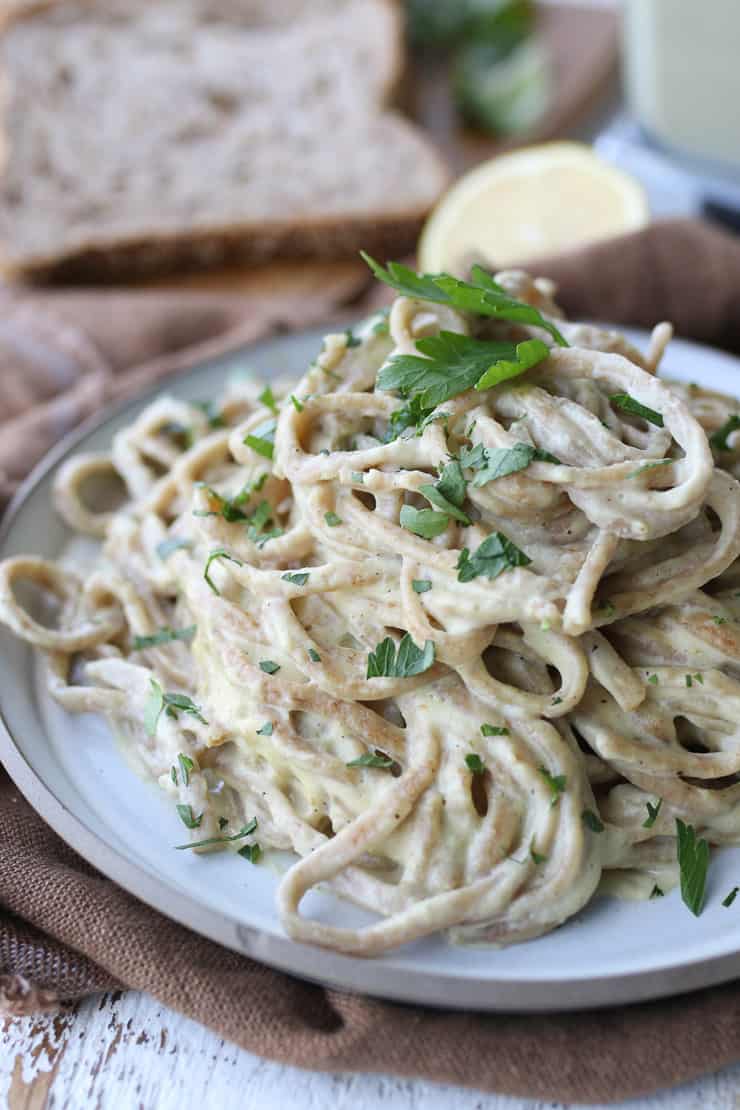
3;989;740;1110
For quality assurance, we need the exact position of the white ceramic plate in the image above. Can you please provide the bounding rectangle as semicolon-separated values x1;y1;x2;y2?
2;325;740;1013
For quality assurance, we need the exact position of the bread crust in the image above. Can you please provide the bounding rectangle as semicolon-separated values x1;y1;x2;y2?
0;0;445;283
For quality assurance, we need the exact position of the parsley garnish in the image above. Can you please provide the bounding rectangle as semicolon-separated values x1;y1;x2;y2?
176;804;203;830
385;396;439;441
712;615;729;626
156;537;192;560
256;721;273;736
246;499;280;547
457;532;531;582
610;393;664;428
481;723;508;736
723;887;739;908
193;481;254;523
281;572;309;586
177;753;195;786
676;818;709;916
709;415;740;451
259;660;280;675
530;843;548;865
176;818;258;850
361;255;567;346
308;648;321;662
650;885;664;899
582;809;605;833
193;399;226;428
378;332;550;410
538;766;567;806
647;673;659;685
345;328;362;348
145;682;208;737
412;579;432;594
400;505;449;539
218;817;229;830
366;633;434;678
462;442;560;487
643;798;662;828
628;458;672;479
258;385;278;413
239;843;262;863
290;394;304;412
347;752;394;769
133;625;196;651
465;753;486;774
324;511;342;527
204;548;243;594
419;463;470;525
244;419;277;460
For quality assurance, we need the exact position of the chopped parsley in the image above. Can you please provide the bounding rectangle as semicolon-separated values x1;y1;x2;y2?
176;818;258;850
145;679;208;737
133;625;196;651
582;809;605;833
290;394;304;412
361;255;567;346
204;548;243;594
685;673;703;687
723;887;739;908
239;843;262;863
258;385;278;413
366;633;435;679
193;399;226;428
650;885;664;899
709;415;740;452
530;843;548;865
628;458;672;479
457;532;531;583
156;537;192;561
610;393;664;428
177;753;195;786
712;615;729;626
324;511;343;527
412;579;432;594
193;481;256;523
465;753;486;774
344;328;362;348
462;442;560;487
281;571;309;586
419;460;470;524
538;766;567;807
481;724;508;736
176;804;203;830
347;751;394;769
400;505;450;539
259;660;280;675
643;798;662;828
647;673;659;685
308;648;321;663
385;396;439;441
676;818;709;916
218;817;229;830
243;419;277;460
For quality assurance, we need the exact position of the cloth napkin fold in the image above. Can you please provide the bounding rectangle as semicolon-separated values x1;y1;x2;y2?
2;220;740;1105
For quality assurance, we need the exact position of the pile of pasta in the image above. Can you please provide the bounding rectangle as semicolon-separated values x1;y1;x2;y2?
3;264;740;956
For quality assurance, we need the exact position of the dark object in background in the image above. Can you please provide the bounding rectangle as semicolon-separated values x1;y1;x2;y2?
404;0;549;135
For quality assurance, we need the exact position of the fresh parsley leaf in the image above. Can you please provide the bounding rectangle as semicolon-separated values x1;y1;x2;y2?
643;798;662;828
259;660;280;675
399;505;450;539
256;721;273;736
628;458;672;479
366;633;434;679
204;548;243;594
538;766;567;807
650;884;664;899
361;255;568;346
465;753;486;774
347;752;394;769
474;339;551;392
530;843;548;865
133;625;196;651
162;693;208;725
308;648;321;662
385;395;438;441
244;419;277;459
246;499;279;547
610;393;664;428
144;680;165;738
710;415;740;452
324;511;342;527
419;483;470;524
170;766;177;786
676;818;710;916
723;886;739;908
290;394;304;412
218;817;229;830
412;579;432;594
193;399;226;428
456;532;531;582
193;482;252;523
465;441;560;487
419;460;469;523
176;818;257;850
176;804;203;830
345;328;362;348
481;723;508;736
281;572;309;586
177;753;195;786
259;385;278;413
712;616;729;626
647;673;659;685
156;537;192;561
582;809;605;833
379;332;548;410
239;842;262;863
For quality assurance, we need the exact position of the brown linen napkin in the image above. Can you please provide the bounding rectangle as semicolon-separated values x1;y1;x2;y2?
2;219;740;1105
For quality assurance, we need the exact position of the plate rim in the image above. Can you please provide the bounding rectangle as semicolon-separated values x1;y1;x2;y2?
3;325;740;1013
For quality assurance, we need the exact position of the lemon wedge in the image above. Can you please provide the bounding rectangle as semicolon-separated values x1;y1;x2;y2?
418;142;649;274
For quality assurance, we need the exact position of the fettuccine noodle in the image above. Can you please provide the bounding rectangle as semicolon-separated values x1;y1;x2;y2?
3;265;740;954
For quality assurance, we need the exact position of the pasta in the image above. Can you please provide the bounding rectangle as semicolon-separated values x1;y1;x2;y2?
3;259;740;955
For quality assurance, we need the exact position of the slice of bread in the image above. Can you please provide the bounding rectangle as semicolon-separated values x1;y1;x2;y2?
0;0;449;282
